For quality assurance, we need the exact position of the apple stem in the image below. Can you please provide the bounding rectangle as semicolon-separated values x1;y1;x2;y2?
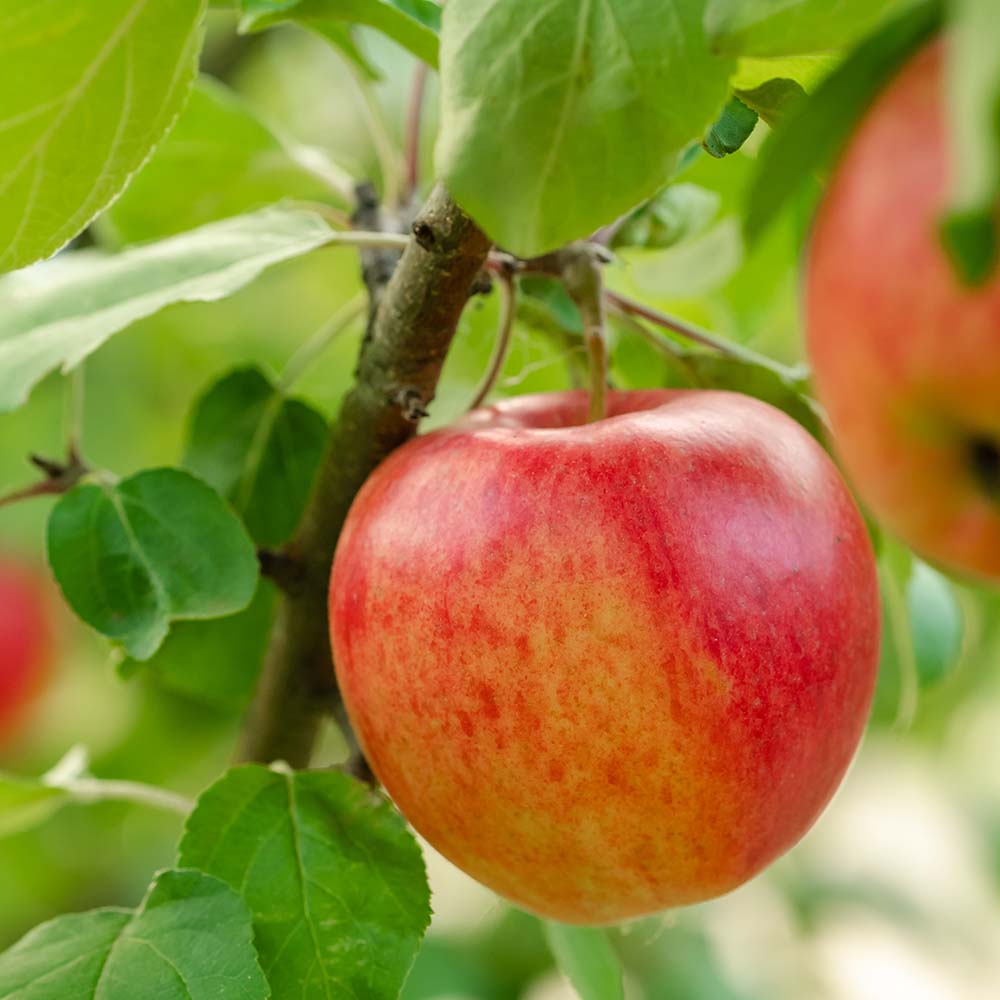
585;326;608;423
562;246;608;422
468;268;517;411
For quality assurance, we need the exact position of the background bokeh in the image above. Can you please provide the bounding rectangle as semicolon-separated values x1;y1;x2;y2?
2;12;999;999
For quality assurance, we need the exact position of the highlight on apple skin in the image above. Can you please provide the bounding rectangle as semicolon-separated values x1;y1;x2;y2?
329;390;881;925
807;41;1000;582
0;556;52;744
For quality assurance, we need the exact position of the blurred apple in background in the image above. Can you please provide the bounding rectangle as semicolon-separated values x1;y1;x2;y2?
330;389;880;924
807;41;1000;582
0;555;53;745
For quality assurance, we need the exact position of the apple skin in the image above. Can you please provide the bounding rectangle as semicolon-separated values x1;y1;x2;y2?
0;557;51;742
329;390;879;924
807;41;1000;581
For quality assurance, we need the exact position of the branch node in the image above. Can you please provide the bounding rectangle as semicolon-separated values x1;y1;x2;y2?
470;271;494;296
394;387;431;422
1;448;90;509
29;453;68;478
411;220;437;251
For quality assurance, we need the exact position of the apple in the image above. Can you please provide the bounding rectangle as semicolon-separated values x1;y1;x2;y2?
0;556;52;743
806;41;1000;581
329;389;880;924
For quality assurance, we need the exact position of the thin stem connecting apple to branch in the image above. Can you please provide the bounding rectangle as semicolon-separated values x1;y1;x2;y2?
561;245;609;422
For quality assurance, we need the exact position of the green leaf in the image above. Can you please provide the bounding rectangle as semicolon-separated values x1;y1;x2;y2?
436;0;733;257
0;869;268;999
730;53;838;124
940;210;998;285
907;559;963;687
0;775;66;839
734;78;808;125
681;352;822;440
179;765;431;999
102;76;351;245
0;0;204;273
745;1;942;241
703;97;759;158
612;184;721;251
731;53;839;91
122;581;277;711
871;543;963;726
301;18;384;79
941;0;1000;284
47;469;259;660
240;0;443;67
705;0;912;57
0;207;334;413
629;217;744;299
543;923;624;1000
519;277;583;335
184;367;329;546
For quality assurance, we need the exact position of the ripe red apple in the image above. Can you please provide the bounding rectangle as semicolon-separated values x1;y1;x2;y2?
0;556;52;743
329;390;879;924
807;41;1000;581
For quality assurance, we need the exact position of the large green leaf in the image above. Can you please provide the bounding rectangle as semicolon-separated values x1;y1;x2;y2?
0;869;268;999
729;54;838;125
682;352;822;441
0;207;334;412
436;0;733;256
122;581;277;711
240;0;442;67
705;0;912;57
179;765;431;999
184;367;329;546
941;0;1000;283
0;0;205;273
47;469;259;660
730;53;839;91
103;76;351;245
745;1;942;241
544;923;624;1000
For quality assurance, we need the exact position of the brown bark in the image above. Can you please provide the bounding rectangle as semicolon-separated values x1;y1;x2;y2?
238;184;491;766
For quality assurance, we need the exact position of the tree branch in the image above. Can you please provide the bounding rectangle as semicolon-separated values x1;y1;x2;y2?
238;184;491;767
0;448;89;509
